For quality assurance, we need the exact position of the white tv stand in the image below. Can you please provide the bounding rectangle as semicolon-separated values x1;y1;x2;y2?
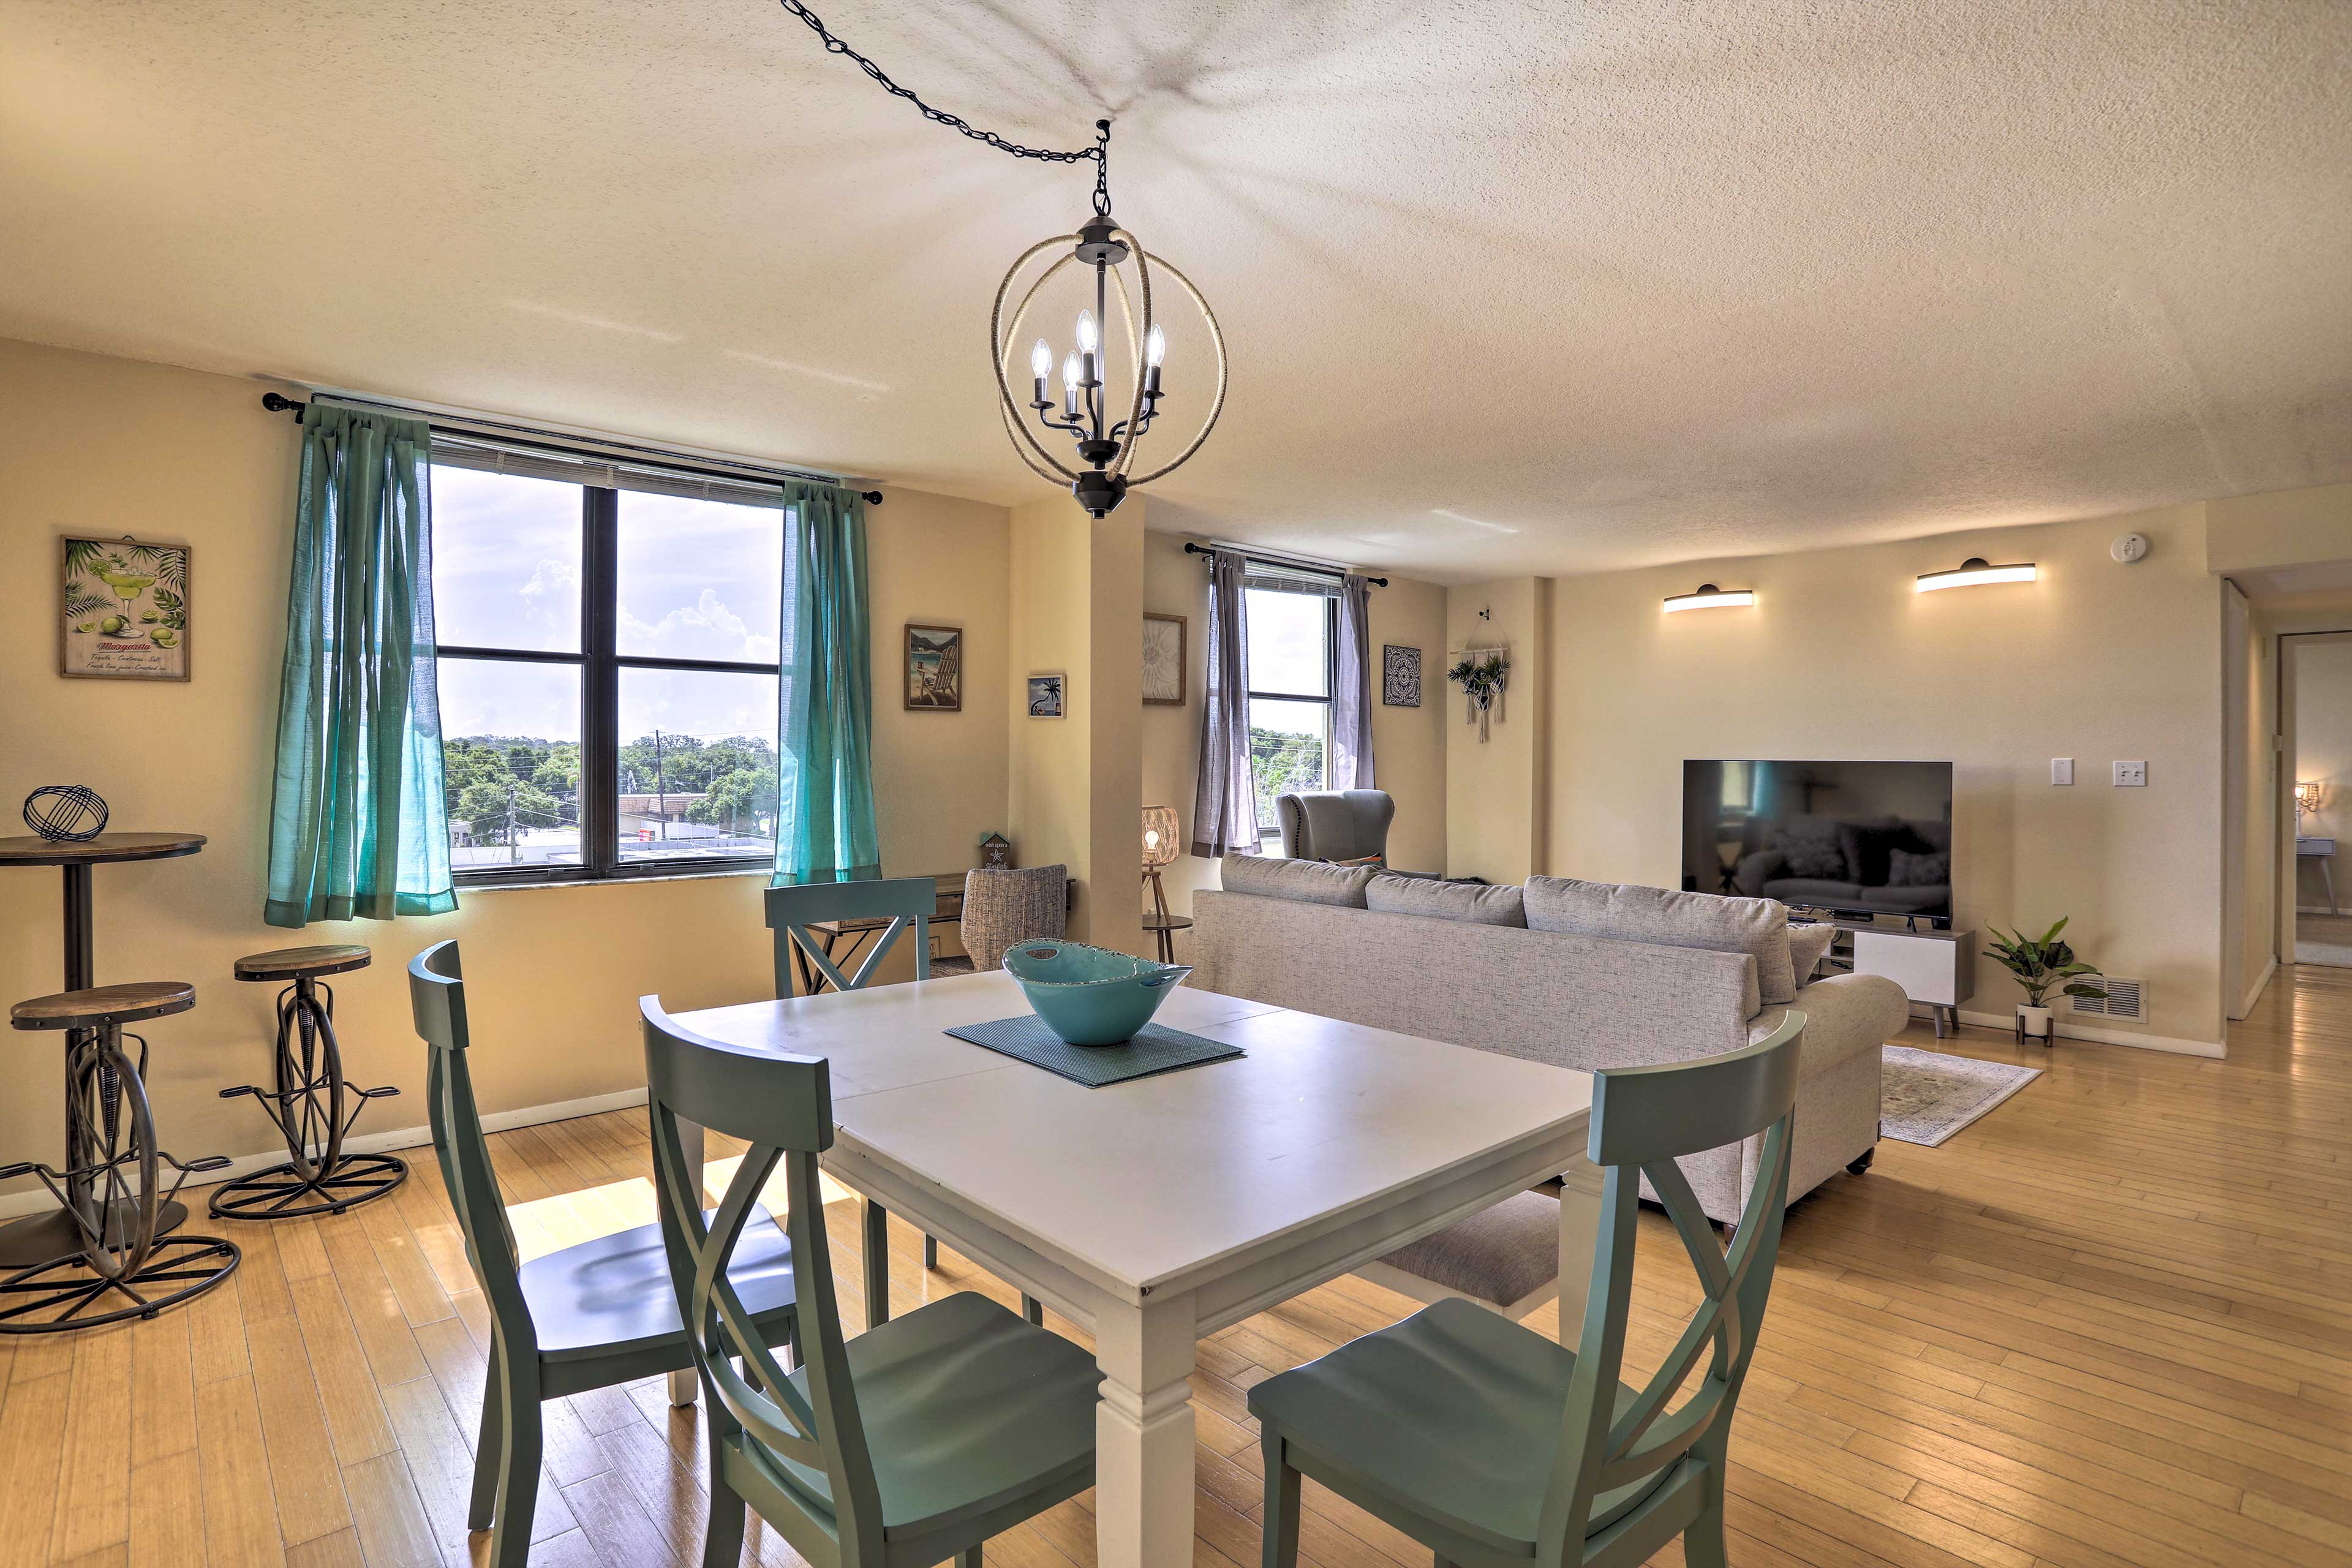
1796;915;1976;1038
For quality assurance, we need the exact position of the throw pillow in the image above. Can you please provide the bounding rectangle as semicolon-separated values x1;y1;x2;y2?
1887;848;1950;887
1778;821;1847;880
1365;873;1526;927
1789;922;1836;983
1218;852;1377;908
1526;877;1798;1006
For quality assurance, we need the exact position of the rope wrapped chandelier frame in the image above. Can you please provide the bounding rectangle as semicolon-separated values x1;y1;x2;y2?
776;2;1226;518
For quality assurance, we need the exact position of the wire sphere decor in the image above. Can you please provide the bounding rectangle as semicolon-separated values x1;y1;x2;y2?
23;784;108;842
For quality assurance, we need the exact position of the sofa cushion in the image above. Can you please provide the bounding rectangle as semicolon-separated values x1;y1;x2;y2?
1365;873;1526;927
1376;1190;1559;1308
1219;852;1376;908
1527;878;1798;1006
1789;922;1836;982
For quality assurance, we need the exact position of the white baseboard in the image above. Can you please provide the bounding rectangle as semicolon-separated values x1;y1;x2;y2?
1954;1009;2225;1059
2234;956;2278;1019
2294;942;2352;968
2298;903;2347;916
0;1087;649;1223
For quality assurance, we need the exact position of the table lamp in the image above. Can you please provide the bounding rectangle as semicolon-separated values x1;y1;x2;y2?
1142;805;1180;925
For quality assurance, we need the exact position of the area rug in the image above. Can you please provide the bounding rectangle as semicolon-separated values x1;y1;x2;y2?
1879;1046;2041;1147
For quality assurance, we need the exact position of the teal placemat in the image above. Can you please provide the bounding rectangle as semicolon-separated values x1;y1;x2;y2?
944;1014;1244;1088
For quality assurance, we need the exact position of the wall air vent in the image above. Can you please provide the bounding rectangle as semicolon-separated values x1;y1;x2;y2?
2068;976;2146;1023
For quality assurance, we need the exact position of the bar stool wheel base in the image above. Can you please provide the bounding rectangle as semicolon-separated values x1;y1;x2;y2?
208;1152;408;1220
0;1232;241;1334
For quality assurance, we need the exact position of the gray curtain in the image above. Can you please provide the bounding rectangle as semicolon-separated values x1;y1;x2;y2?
1333;573;1376;790
1191;547;1259;857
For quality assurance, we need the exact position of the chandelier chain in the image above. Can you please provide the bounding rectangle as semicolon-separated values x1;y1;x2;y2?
774;0;1111;213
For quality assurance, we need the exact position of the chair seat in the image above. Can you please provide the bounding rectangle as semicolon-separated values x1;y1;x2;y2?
1248;1298;1668;1553
929;954;978;976
771;1291;1099;1539
11;981;195;1031
1377;1189;1560;1310
520;1207;796;1362
235;943;371;981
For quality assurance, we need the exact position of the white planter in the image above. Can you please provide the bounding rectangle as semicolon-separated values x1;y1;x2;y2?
2016;1004;2055;1044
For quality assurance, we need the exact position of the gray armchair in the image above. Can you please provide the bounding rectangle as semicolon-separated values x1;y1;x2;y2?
1275;790;1393;863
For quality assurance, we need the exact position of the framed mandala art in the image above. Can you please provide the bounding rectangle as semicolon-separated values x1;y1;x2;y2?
1382;644;1421;707
1142;612;1188;705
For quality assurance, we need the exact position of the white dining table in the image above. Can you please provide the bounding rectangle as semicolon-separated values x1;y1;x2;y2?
669;970;1603;1568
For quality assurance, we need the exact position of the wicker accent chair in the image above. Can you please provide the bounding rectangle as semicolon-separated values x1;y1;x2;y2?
936;864;1069;975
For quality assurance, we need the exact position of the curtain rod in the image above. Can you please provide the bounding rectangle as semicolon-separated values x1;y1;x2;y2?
258;391;884;505
1183;540;1387;587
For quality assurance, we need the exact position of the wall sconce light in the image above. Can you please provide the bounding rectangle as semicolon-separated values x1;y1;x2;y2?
2296;780;2321;823
1662;584;1755;613
1917;557;2037;592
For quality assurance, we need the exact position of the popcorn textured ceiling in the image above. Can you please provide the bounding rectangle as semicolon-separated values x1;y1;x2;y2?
2;1;2346;581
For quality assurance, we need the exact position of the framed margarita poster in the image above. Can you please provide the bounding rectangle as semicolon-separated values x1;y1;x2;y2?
61;536;190;680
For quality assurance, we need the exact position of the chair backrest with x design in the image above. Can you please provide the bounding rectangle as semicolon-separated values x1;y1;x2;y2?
407;940;535;1359
1536;1009;1804;1560
765;876;935;998
640;995;884;1567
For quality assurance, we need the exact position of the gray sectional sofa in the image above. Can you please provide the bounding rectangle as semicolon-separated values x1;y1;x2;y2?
1191;855;1907;1227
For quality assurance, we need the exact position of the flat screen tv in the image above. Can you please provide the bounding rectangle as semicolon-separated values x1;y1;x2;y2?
1683;760;1953;927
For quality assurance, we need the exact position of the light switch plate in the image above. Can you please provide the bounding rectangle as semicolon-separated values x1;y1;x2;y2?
2051;758;2074;785
2113;760;2147;787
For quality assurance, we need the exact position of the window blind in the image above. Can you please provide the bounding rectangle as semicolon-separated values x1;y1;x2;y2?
1243;560;1343;597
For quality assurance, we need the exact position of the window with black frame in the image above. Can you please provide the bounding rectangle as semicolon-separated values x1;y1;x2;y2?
432;440;784;883
1242;565;1340;840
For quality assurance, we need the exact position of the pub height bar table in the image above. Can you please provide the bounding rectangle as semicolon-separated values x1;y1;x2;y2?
0;831;209;1268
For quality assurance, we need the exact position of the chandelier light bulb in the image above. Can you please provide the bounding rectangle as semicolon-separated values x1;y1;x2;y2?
1030;338;1053;379
1061;350;1082;390
1076;309;1099;354
1146;323;1166;368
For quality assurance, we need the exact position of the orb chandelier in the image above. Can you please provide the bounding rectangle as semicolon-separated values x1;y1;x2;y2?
776;3;1226;519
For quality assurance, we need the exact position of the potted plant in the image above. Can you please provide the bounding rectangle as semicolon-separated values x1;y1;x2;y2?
1446;652;1510;742
1984;918;2106;1046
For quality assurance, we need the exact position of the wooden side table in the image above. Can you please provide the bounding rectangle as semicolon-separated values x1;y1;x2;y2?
0;832;206;1267
1142;913;1193;965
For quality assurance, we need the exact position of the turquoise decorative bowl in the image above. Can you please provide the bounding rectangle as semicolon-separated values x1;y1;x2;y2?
1000;940;1193;1046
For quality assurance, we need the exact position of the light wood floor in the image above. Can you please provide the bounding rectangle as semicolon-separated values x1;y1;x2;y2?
5;963;2350;1568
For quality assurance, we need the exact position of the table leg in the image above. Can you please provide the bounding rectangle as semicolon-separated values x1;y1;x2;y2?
1556;1156;1605;1344
863;1199;891;1330
668;1119;707;1408
1094;1291;1197;1568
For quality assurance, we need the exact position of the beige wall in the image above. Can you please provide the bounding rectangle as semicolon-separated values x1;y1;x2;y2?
1136;534;1451;913
2225;584;2278;1014
1543;505;2227;1049
0;336;1012;1193
1006;494;1143;953
2293;635;2352;908
2207;483;2352;575
1444;577;1552;883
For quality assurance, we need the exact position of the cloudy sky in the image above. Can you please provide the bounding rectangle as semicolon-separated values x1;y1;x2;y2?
433;467;778;743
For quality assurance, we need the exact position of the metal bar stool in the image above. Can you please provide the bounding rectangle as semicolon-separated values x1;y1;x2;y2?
211;944;407;1220
2;982;239;1333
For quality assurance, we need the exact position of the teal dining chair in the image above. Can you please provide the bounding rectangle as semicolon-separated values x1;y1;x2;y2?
641;996;1102;1568
767;876;937;999
765;878;1041;1325
1248;1011;1807;1568
407;941;801;1568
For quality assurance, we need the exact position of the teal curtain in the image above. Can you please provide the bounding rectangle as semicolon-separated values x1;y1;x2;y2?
772;481;880;885
263;403;456;927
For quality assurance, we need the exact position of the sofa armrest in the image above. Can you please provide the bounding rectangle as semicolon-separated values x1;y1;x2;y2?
1751;971;1909;1075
